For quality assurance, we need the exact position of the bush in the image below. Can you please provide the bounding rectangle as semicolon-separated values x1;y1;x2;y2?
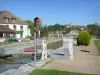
87;32;91;40
77;31;91;46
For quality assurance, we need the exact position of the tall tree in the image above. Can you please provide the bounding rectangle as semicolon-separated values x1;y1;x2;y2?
25;20;41;36
41;25;48;37
87;23;99;35
25;20;34;36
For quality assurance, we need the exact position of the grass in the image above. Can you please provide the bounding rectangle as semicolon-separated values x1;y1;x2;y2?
94;40;100;55
0;42;16;45
0;59;14;64
21;39;31;42
29;69;95;75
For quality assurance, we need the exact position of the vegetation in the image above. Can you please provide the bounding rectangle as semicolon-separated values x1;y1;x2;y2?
36;39;62;50
29;69;94;75
21;39;31;42
0;54;34;64
41;25;49;37
25;20;49;37
94;40;100;55
0;59;14;64
87;23;100;37
25;20;34;36
25;21;81;37
25;21;100;38
0;42;16;45
77;31;91;46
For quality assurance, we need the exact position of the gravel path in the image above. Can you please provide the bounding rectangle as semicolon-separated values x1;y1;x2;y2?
41;39;100;74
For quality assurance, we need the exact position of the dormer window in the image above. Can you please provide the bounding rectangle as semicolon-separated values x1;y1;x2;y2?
11;16;16;23
5;18;9;23
4;15;9;23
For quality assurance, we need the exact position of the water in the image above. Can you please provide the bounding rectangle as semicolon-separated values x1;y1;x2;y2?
0;64;21;73
0;58;39;73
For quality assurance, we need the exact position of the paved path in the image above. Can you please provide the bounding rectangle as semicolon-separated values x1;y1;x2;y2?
41;39;100;74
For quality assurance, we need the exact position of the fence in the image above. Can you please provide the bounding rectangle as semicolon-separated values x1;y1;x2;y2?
0;37;62;55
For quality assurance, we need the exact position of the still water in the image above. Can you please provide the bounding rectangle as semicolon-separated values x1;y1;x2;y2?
0;58;39;73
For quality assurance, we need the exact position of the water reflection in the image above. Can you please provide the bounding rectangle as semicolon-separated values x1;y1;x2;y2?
0;64;21;73
0;58;39;73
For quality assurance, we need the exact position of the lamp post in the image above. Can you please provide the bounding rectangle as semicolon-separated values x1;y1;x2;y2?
34;17;40;67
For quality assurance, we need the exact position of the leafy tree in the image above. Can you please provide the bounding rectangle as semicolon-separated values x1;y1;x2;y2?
41;25;48;37
25;20;34;36
87;24;99;35
25;20;41;36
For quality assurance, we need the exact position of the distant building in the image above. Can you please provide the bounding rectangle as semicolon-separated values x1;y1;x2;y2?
65;23;72;28
0;10;30;39
78;25;85;31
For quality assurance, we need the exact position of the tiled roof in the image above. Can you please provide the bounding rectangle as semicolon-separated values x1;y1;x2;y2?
0;10;26;24
0;25;15;33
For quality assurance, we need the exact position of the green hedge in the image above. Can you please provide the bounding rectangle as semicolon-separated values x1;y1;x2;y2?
77;31;91;46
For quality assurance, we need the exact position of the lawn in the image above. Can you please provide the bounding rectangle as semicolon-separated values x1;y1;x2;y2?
0;42;16;45
94;40;100;55
29;69;94;75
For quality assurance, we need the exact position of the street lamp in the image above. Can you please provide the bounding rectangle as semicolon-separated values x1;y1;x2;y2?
34;17;40;67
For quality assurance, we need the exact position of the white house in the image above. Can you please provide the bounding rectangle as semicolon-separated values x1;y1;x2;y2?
0;10;30;39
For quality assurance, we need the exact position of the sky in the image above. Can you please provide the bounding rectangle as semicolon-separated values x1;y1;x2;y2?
0;0;100;25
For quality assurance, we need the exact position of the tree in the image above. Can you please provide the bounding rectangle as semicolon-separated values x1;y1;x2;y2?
47;24;64;32
25;20;34;36
25;20;41;36
41;25;48;37
87;23;99;35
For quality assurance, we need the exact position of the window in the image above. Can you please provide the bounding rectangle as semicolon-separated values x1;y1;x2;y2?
6;25;9;28
13;25;16;30
12;19;15;23
0;33;3;37
4;15;9;23
11;17;16;23
20;26;23;31
4;18;9;23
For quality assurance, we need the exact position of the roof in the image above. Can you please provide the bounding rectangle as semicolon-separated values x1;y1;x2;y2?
69;30;79;35
0;10;26;24
0;25;15;33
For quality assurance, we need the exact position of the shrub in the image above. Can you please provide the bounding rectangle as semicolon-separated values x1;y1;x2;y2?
87;32;91;40
77;31;91;46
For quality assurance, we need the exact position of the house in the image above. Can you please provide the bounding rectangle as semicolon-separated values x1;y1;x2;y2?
65;23;72;28
0;25;15;42
0;10;30;39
